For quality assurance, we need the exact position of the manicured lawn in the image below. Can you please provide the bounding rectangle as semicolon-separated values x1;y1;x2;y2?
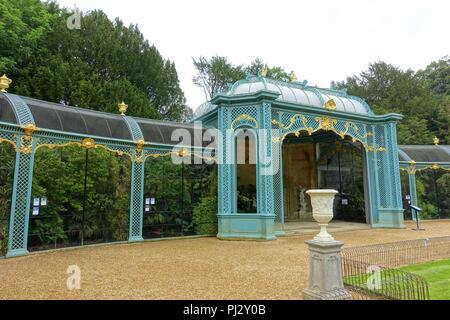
401;259;450;300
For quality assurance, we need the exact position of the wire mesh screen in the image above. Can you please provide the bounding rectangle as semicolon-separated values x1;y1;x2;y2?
316;138;366;222
416;169;450;220
28;146;131;252
400;168;450;220
143;156;216;238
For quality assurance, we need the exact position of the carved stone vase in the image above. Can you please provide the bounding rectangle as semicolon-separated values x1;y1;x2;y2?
306;189;338;242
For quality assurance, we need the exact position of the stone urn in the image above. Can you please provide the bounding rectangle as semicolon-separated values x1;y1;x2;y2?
306;189;338;242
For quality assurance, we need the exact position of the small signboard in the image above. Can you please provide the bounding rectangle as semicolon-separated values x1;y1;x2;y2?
32;206;40;216
41;197;47;206
145;198;150;205
341;199;349;205
33;198;40;206
150;198;155;205
145;205;150;213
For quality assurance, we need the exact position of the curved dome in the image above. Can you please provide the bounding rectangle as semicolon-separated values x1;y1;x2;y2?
0;92;209;147
193;76;373;119
228;76;372;115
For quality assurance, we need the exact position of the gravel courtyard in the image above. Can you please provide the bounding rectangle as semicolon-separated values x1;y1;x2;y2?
0;220;449;300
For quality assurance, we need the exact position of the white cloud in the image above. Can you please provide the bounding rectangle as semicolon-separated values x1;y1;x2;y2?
56;0;450;110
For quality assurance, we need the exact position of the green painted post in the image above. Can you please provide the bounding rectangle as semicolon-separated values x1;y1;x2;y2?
128;149;145;242
6;134;36;258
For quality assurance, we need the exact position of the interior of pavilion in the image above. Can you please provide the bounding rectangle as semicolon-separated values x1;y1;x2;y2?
236;129;367;224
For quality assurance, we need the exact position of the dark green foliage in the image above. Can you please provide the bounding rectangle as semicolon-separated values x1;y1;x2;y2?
193;56;246;101
28;146;131;249
192;196;217;235
332;59;450;218
245;58;290;82
192;56;290;100
415;170;450;219
143;157;216;235
192;166;218;235
0;0;187;121
33;211;67;245
332;59;450;144
237;184;257;213
0;0;192;252
437;173;450;216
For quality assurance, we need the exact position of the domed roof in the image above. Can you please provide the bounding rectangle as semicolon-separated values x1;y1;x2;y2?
193;75;373;119
0;92;210;147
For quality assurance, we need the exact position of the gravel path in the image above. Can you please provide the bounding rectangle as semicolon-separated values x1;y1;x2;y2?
0;220;449;300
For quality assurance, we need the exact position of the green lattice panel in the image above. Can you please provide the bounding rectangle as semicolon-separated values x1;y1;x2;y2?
8;139;34;252
4;94;35;125
375;125;388;208
388;123;402;208
128;154;144;240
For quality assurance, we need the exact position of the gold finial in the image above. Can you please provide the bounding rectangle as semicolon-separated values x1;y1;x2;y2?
261;65;267;78
324;99;337;111
136;139;145;150
23;123;38;136
0;74;12;93
81;138;96;149
289;71;297;82
118;101;128;115
178;147;189;158
433;136;440;145
431;164;440;170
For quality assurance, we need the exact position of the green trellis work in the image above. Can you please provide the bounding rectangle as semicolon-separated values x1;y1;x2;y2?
0;93;213;258
128;150;145;242
123;116;145;242
213;92;279;240
3;94;36;258
6;132;36;257
209;87;405;240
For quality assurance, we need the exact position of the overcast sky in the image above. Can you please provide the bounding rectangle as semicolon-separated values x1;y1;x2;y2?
56;0;449;110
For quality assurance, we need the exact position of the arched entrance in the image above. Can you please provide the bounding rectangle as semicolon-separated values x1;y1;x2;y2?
281;130;367;225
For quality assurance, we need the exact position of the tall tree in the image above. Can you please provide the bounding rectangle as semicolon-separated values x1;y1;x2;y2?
0;0;187;121
332;61;439;144
192;56;291;102
416;56;450;96
245;58;290;82
192;56;245;101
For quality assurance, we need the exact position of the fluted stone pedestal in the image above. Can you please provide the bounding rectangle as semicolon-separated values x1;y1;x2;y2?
303;239;351;300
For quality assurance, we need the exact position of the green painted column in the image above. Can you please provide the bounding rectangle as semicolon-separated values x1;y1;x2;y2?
6;134;36;258
364;124;379;224
128;149;145;242
373;122;405;228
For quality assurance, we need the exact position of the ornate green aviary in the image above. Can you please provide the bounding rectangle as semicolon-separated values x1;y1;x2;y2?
2;74;448;256
195;75;407;239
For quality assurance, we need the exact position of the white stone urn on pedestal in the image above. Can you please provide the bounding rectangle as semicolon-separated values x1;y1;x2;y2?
306;189;338;242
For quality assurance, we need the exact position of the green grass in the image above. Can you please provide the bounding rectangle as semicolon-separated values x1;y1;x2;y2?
400;259;450;300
